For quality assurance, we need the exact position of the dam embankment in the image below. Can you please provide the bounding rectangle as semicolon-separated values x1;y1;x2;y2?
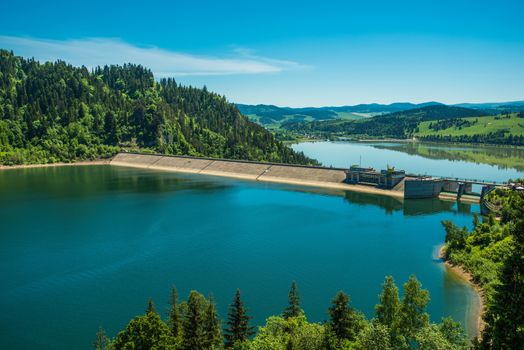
110;152;405;198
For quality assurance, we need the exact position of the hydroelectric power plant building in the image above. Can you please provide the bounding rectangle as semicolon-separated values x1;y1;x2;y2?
345;166;405;189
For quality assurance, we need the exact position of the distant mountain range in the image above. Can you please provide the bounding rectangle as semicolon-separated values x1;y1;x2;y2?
237;101;524;127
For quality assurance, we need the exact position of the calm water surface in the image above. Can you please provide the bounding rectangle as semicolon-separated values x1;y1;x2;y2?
1;165;479;349
292;141;524;182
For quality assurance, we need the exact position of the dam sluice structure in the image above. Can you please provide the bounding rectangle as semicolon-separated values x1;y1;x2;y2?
110;152;507;209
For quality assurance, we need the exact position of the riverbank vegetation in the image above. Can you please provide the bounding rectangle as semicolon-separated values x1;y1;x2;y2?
95;277;469;350
0;50;314;166
442;190;524;348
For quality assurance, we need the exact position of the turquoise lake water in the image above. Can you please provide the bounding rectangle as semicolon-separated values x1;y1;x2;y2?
0;164;480;349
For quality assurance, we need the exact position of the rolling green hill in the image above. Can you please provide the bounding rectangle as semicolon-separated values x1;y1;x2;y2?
0;50;314;165
414;113;524;145
237;102;524;137
282;105;486;139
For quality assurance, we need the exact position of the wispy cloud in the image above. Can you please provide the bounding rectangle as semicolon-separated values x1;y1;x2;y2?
0;36;307;77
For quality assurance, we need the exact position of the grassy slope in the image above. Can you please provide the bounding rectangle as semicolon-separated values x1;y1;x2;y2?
415;114;524;137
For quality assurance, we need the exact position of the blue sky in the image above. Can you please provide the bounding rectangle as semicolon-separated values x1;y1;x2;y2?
1;0;523;106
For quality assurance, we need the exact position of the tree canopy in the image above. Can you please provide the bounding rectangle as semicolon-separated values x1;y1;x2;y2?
0;50;314;165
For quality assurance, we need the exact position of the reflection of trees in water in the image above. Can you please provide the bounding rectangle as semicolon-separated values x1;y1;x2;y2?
0;165;232;200
403;198;468;216
343;190;403;215
342;190;471;216
372;142;524;171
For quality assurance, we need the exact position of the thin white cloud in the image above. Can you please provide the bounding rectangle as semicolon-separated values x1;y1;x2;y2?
0;36;306;77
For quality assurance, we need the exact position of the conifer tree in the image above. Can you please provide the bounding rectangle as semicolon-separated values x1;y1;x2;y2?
328;291;359;341
204;294;222;349
375;276;400;329
169;285;182;338
182;291;207;350
283;281;302;319
147;298;156;314
224;289;254;348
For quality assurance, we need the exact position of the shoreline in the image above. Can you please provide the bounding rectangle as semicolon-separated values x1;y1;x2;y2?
439;245;485;338
110;153;406;199
292;138;524;150
0;159;111;171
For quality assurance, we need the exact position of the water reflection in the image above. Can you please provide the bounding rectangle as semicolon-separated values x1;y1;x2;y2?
342;190;472;216
0;165;233;201
370;141;524;172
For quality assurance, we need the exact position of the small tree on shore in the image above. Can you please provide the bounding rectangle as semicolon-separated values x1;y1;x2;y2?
204;294;222;348
283;281;303;319
328;291;360;341
224;289;254;348
182;291;207;350
169;285;182;338
147;298;156;314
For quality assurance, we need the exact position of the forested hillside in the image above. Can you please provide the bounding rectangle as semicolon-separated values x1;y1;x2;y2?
237;102;443;128
443;189;524;348
0;50;313;165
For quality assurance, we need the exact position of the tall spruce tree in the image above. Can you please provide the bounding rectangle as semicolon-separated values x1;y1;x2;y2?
283;281;302;319
169;285;182;338
375;276;400;329
204;294;222;349
224;289;254;348
182;291;207;350
328;291;359;341
147;298;156;314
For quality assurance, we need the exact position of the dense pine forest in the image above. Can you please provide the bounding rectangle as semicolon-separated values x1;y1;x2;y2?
0;50;313;165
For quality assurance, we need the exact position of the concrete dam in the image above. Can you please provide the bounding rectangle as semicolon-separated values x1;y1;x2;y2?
110;152;501;202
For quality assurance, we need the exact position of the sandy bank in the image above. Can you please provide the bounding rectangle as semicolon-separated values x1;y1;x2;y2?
258;176;404;197
0;159;111;171
439;245;485;337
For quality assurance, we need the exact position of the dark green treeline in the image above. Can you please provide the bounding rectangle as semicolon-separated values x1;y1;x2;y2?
0;50;313;165
95;277;468;350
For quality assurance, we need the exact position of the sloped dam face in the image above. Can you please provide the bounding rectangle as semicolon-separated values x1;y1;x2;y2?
110;152;404;198
0;164;480;349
